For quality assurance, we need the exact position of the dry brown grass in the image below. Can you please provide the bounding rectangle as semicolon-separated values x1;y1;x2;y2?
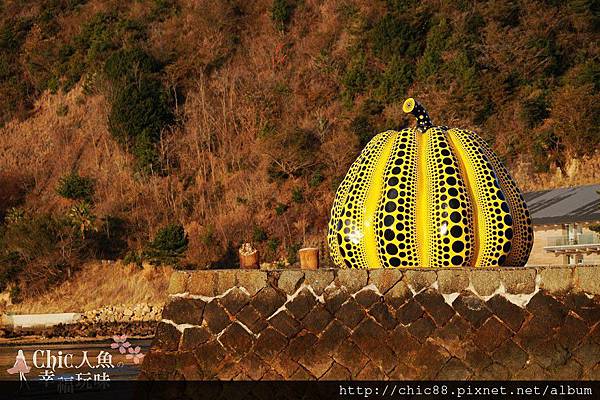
6;263;172;314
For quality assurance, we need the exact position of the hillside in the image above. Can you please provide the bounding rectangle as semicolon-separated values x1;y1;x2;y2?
0;0;598;301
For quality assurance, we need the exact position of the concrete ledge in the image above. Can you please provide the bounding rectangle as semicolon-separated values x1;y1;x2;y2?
2;313;81;329
143;265;600;380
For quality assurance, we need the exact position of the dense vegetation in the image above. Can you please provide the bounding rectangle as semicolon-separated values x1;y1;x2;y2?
0;0;598;301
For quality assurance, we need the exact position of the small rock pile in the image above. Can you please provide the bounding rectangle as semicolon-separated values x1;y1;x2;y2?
80;303;163;324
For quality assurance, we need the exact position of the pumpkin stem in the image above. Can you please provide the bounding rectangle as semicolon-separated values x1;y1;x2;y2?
403;98;434;133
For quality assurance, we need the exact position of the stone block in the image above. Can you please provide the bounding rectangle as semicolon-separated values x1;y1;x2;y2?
203;300;231;334
435;357;470;380
433;315;471;343
154;322;181;352
574;266;600;295
254;327;288;361
411;341;450;379
167;271;188;294
278;270;304;294
474;317;511;352
525;291;567;328
333;341;369;377
320;362;352;380
214;270;237;294
336;269;368;293
403;270;436;292
236;304;267;335
286;331;318;361
500;268;536;294
251;286;286;318
475;363;510;380
286;288;317;320
220;322;255;357
188;271;216;297
573;339;600;368
469;270;500;296
304;270;334;295
395;298;423;325
335;298;366;329
415;289;456;327
298;347;334;378
491;340;528;370
323;285;350;314
438;269;469;294
557;314;588;350
368;269;402;294
452;291;491;328
388;325;421;360
384;280;411;309
354;289;381;308
162;297;205;325
368;302;397;330
486;294;529;332
407;316;436;343
239;353;270;381
219;287;250;315
237;270;267;296
539;267;573;293
180;326;212;350
193;340;227;378
316;319;351;355
302;304;333;334
355;361;385;380
269;310;301;338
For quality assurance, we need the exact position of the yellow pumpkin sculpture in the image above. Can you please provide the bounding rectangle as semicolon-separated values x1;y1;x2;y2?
328;98;533;268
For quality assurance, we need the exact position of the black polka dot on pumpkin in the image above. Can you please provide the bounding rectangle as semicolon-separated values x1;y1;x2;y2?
450;212;461;223
504;214;513;226
384;216;394;227
450;226;463;238
386;244;398;255
389;257;400;267
385;202;396;212
505;228;513;239
452;241;464;252
449;199;460;209
384;229;394;240
387;189;398;199
451;255;464;266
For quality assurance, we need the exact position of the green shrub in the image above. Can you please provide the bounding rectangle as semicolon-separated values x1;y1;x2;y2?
292;187;304;204
150;223;188;253
253;226;268;242
275;202;288;215
521;96;549;129
144;223;188;266
104;48;161;84
56;172;95;202
342;54;369;102
350;114;375;147
271;0;294;30
376;57;414;103
108;78;173;146
286;243;301;265
267;238;281;256
309;170;325;187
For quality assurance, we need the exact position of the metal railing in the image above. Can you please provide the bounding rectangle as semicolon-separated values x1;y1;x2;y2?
546;233;600;247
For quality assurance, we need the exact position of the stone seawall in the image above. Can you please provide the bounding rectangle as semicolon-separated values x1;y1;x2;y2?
141;266;600;380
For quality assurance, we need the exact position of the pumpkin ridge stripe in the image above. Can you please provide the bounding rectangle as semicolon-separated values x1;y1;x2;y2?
447;129;513;267
415;129;430;267
446;130;481;267
364;131;396;269
463;131;534;266
327;151;364;268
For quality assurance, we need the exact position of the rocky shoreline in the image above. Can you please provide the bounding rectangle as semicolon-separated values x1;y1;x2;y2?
1;302;163;339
